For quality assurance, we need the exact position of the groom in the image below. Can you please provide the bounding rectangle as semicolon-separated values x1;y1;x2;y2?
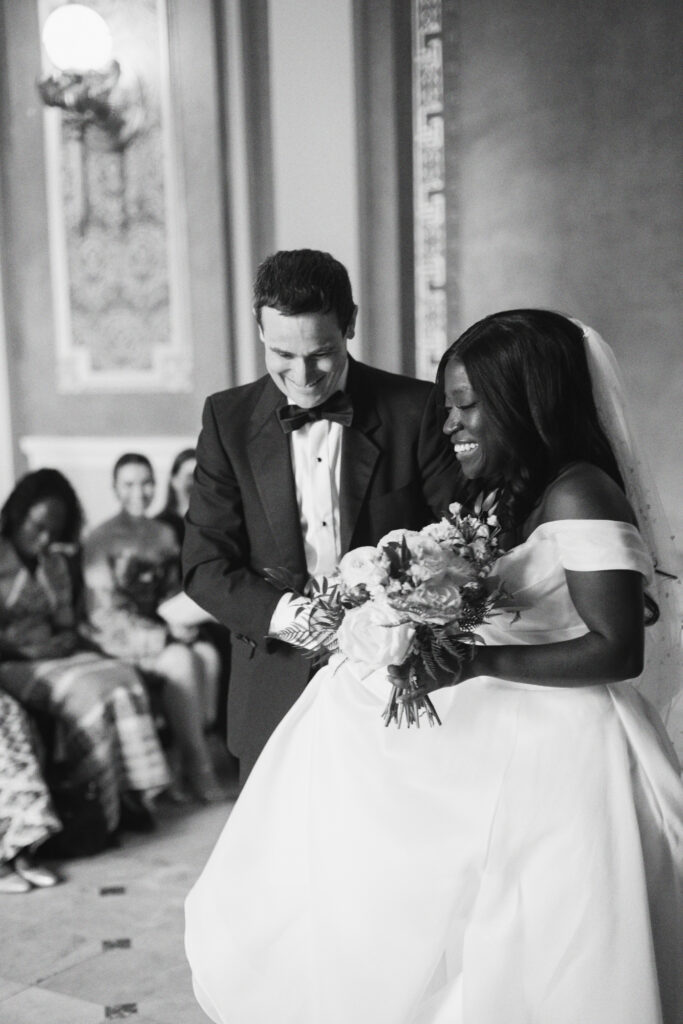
183;249;461;781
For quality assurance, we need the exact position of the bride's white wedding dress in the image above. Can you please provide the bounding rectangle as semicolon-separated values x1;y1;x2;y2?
185;519;683;1024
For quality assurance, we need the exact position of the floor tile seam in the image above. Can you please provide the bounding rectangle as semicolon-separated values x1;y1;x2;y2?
0;980;104;1012
32;948;106;987
33;946;190;994
0;979;32;1005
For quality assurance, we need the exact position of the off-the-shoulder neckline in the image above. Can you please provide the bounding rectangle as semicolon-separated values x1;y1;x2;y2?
509;518;641;554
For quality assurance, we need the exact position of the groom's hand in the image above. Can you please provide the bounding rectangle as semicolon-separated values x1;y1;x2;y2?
268;593;318;650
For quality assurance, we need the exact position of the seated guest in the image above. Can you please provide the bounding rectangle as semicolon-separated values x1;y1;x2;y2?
0;469;169;842
156;448;196;546
0;691;62;894
156;449;232;746
82;453;225;803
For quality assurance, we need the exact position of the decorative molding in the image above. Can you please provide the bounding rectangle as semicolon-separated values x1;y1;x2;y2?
412;0;447;379
38;0;193;393
222;0;260;385
353;0;414;375
441;0;461;341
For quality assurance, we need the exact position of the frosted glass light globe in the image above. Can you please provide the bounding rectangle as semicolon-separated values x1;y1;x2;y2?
42;4;113;73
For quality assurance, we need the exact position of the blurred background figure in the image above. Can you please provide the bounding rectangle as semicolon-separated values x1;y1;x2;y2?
82;453;227;803
156;448;196;546
0;469;169;848
0;691;61;894
156;448;233;750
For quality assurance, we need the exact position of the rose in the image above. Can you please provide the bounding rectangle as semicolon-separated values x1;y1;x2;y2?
337;603;415;668
414;549;476;584
377;528;421;551
379;530;445;563
421;519;464;545
393;567;470;624
338;546;389;590
408;546;458;583
468;537;491;561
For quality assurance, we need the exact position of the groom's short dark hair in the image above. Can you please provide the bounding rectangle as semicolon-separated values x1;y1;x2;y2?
253;249;356;334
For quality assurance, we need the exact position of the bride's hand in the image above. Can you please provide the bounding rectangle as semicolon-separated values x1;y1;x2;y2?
388;641;485;695
387;662;411;689
455;649;481;684
388;655;463;696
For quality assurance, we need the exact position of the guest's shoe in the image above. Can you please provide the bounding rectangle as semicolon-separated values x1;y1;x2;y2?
185;765;231;805
0;863;32;894
163;777;193;804
118;791;157;833
13;853;60;888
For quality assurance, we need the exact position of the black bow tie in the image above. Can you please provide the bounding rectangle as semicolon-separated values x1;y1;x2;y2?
277;391;354;434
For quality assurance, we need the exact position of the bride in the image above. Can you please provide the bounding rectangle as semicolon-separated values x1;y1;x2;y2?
185;310;682;1024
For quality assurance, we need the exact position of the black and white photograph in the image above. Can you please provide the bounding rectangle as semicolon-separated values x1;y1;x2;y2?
0;1;681;1022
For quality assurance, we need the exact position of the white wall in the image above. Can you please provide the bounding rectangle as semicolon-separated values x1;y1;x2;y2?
454;0;683;546
0;238;14;501
19;435;195;530
267;0;362;356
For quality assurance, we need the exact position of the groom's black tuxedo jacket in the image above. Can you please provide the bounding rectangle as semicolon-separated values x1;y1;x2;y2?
183;357;461;774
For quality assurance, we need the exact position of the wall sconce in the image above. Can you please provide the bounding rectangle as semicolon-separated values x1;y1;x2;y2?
37;3;147;233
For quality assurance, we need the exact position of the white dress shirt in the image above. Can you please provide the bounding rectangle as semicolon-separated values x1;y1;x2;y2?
269;364;348;638
290;416;343;578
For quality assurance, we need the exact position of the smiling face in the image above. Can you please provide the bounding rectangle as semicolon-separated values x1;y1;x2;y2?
114;462;156;518
442;359;505;481
13;498;68;563
259;306;356;409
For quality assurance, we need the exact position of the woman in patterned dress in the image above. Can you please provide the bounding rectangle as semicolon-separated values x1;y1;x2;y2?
0;469;169;841
0;692;62;893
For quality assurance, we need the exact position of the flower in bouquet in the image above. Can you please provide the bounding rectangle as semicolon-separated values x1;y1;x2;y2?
337;546;390;592
371;491;504;726
389;566;470;624
378;529;453;580
337;602;415;669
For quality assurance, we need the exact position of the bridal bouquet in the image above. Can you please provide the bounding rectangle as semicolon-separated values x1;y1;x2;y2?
267;492;504;728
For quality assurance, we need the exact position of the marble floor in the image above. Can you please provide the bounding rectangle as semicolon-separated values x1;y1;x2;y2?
0;788;237;1024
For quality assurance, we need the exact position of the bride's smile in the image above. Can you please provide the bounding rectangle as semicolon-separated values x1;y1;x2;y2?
442;359;502;480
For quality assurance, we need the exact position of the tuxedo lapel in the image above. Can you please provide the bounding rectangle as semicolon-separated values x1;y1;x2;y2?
247;381;307;577
340;360;381;554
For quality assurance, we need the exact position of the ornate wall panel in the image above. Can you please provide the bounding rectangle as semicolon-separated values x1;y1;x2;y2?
441;0;461;342
412;0;461;375
412;0;447;379
38;0;192;392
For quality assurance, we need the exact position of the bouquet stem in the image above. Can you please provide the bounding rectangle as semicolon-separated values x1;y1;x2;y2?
382;664;442;728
